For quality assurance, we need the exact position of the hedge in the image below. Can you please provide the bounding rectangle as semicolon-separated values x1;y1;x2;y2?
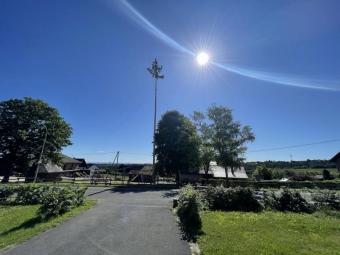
199;179;340;190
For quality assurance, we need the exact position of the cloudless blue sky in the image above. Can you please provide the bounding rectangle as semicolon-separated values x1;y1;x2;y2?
1;0;340;163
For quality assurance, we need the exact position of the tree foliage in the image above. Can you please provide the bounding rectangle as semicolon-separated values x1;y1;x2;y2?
194;105;255;178
154;111;200;179
192;111;215;174
253;165;273;180
0;98;72;181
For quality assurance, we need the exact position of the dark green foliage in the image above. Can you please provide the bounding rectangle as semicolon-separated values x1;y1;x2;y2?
15;185;49;205
0;98;72;182
155;111;200;179
253;166;273;180
203;186;263;212
313;191;340;211
38;185;87;219
0;184;87;219
177;185;202;240
265;189;314;213
0;186;15;204
290;174;313;181
198;179;340;190
322;169;334;180
245;160;336;171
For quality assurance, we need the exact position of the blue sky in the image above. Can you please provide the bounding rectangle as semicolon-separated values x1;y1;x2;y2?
1;0;340;163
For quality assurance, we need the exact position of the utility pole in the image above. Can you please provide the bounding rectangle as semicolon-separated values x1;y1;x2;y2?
147;59;164;174
34;123;48;183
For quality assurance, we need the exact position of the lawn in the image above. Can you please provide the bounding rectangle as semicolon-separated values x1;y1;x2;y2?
198;211;340;255
0;200;96;250
272;168;339;177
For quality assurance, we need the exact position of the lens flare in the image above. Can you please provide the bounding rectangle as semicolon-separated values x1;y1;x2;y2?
196;52;210;66
115;0;340;92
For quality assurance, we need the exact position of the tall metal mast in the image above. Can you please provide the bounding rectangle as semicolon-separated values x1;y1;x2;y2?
147;59;164;173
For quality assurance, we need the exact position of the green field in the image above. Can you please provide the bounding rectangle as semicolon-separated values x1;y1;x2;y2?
198;211;340;255
272;168;339;176
0;200;96;250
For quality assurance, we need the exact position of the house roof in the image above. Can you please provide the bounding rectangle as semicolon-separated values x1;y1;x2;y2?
61;155;82;164
38;162;63;173
199;162;248;179
330;152;340;162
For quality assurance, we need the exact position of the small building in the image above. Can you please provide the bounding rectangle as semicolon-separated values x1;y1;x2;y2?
199;162;248;179
88;164;100;171
61;155;82;170
36;162;64;180
330;152;340;172
74;158;88;169
128;165;154;183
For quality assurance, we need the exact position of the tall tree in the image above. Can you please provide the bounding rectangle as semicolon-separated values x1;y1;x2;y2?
192;111;215;174
154;111;200;182
0;98;72;182
195;105;255;179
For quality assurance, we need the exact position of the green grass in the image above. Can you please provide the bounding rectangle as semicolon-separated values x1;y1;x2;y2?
272;168;339;176
198;211;340;255
0;199;96;250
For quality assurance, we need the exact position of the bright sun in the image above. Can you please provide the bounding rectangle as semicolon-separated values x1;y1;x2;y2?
196;51;210;66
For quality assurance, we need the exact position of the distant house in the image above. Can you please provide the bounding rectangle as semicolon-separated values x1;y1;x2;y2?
61;155;82;170
129;165;154;182
74;158;87;169
87;164;100;171
199;162;248;179
36;162;64;180
330;152;340;172
36;155;85;180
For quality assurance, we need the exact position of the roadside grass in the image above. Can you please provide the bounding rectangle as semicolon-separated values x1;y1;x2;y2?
198;211;340;255
0;199;96;250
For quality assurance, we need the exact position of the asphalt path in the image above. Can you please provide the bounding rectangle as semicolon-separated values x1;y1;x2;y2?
1;187;189;255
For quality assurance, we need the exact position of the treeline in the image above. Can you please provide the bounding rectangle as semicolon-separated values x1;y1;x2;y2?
245;160;336;171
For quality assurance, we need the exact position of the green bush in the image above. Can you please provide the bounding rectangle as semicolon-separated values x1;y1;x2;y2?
253;166;273;180
322;169;334;180
177;185;202;239
0;186;16;204
38;185;87;219
15;185;49;205
265;189;314;213
203;186;263;212
313;191;340;211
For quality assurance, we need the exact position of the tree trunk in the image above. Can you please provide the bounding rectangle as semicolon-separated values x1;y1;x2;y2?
175;170;180;185
224;167;229;185
1;174;10;183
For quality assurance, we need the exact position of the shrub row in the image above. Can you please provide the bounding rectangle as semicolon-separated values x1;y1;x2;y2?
0;184;87;218
175;185;340;238
38;185;87;219
264;189;314;213
199;179;340;190
176;185;202;240
203;186;263;212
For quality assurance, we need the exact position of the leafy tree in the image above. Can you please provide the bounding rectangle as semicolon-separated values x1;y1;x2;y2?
192;111;215;174
0;98;72;182
194;105;255;180
154;111;200;182
253;166;273;180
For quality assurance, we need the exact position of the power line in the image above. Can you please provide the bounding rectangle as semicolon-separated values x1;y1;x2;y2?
248;138;340;153
69;151;151;157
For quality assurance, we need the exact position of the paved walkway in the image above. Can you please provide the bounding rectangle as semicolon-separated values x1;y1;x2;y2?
1;187;189;255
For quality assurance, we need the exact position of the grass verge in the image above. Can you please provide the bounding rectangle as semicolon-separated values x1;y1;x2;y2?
198;211;340;255
0;199;96;250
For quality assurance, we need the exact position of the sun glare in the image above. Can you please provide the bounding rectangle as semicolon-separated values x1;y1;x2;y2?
196;51;210;66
